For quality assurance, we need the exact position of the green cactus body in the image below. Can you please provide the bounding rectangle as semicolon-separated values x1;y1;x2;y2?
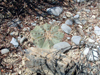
30;23;64;49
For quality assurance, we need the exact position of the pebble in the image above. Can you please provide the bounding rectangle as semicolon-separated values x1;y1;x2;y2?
65;19;73;25
46;6;63;16
61;24;72;34
94;26;100;35
62;16;67;19
67;37;70;40
88;49;99;62
65;12;73;18
9;18;21;27
23;27;30;31
92;15;96;19
81;19;87;25
74;19;81;24
20;37;27;44
10;31;18;36
40;16;43;20
74;14;79;19
83;47;89;55
88;38;95;43
84;9;90;13
31;22;37;26
71;36;81;45
1;48;9;54
10;37;19;47
76;0;86;2
53;42;71;51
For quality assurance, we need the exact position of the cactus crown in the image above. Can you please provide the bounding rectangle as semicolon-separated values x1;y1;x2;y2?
30;23;64;49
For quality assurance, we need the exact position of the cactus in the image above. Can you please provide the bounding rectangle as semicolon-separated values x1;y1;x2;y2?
30;23;64;49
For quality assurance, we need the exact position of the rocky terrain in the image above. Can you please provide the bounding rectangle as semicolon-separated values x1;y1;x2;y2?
0;0;100;75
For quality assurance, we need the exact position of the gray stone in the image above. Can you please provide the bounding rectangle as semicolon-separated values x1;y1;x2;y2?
76;0;86;2
62;16;67;19
74;19;81;24
10;32;15;36
10;31;18;36
53;42;71;51
65;19;73;25
61;24;72;34
71;36;81;45
10;37;19;47
81;19;87;25
74;14;79;19
47;6;63;16
84;9;90;13
94;26;100;35
20;37;27;44
8;18;21;27
12;18;21;24
23;27;30;31
31;22;36;26
1;48;9;54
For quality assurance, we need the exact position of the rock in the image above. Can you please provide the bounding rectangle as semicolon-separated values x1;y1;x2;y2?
87;49;99;61
10;37;19;47
40;16;43;20
74;19;81;24
25;47;74;75
20;37;27;44
84;9;90;13
77;28;84;36
61;24;72;34
76;0;86;2
53;42;71;52
77;12;81;15
81;19;87;25
49;20;56;24
62;16;67;19
13;18;21;24
10;32;15;36
46;6;63;16
71;36;81;45
1;48;9;54
88;38;95;43
74;14;79;19
92;15;96;19
66;12;73;18
23;27;30;31
65;19;73;25
67;37;70;40
17;36;22;41
10;31;18;36
83;47;89;55
7;18;21;28
31;22;36;26
94;26;100;35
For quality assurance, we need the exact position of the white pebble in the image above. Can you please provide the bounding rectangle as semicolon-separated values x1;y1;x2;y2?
83;48;89;55
10;37;19;47
88;38;95;43
1;49;9;54
94;26;100;35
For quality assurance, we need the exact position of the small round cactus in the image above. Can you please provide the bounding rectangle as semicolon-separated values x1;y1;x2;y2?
30;23;64;49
